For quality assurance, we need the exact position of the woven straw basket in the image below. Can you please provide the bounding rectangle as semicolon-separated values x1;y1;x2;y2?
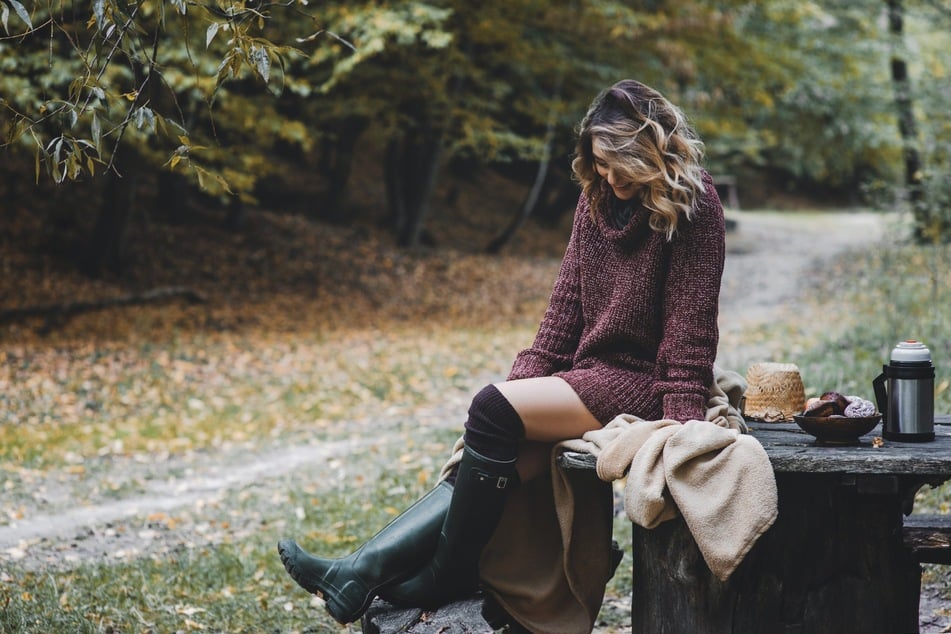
742;362;806;422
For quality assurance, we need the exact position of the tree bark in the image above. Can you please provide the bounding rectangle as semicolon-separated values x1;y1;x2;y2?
485;79;564;253
384;138;408;238
82;32;157;278
157;170;188;224
318;116;368;221
384;119;445;248
485;152;552;254
398;131;443;248
81;167;137;278
632;473;922;634
886;0;928;240
537;170;581;225
903;514;951;564
0;286;206;334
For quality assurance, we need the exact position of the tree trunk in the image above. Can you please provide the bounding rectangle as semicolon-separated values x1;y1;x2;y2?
399;133;443;248
886;0;928;240
318;116;368;221
538;171;581;225
157;170;188;224
1;286;206;333
632;473;922;633
485;151;552;254
485;79;564;253
225;196;247;231
81;167;137;278
384;120;445;248
384;138;408;237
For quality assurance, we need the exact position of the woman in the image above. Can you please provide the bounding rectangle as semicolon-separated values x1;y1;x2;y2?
277;78;725;626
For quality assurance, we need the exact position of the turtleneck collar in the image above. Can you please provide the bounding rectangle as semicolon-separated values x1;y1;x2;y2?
595;191;652;247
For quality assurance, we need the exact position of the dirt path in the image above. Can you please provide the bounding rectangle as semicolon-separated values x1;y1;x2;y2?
717;210;888;368
7;209;948;630
0;211;890;555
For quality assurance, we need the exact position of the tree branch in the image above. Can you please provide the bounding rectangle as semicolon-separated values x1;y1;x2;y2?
0;286;208;331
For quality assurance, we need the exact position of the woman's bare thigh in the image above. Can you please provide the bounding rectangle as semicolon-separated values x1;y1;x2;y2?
494;376;601;442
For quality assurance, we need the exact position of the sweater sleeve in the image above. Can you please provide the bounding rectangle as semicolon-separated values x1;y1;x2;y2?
507;196;587;380
654;174;726;422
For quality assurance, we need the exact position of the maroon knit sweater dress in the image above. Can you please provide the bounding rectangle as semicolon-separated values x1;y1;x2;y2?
507;171;725;424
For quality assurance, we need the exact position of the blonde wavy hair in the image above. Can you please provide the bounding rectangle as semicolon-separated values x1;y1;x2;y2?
572;80;706;240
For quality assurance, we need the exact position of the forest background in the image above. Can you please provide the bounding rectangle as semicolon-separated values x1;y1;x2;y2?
2;0;950;262
1;1;951;633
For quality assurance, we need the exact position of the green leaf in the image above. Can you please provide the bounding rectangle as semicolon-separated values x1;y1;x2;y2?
7;0;30;29
206;23;219;48
133;106;156;132
51;137;65;183
67;77;83;102
1;3;9;35
251;45;270;83
92;0;105;30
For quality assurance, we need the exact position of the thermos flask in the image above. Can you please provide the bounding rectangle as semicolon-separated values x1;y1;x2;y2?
873;340;935;442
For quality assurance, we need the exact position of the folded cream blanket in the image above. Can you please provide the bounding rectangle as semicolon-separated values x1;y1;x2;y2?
579;415;777;580
443;367;778;634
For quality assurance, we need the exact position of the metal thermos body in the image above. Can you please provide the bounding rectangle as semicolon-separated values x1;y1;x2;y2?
873;340;935;442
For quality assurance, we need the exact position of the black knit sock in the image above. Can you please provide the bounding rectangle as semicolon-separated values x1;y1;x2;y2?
462;384;525;463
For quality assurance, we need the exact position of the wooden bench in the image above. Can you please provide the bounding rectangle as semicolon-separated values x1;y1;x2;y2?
904;513;951;565
361;595;495;634
362;541;624;632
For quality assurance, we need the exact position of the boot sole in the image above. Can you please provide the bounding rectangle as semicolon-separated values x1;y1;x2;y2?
278;539;405;624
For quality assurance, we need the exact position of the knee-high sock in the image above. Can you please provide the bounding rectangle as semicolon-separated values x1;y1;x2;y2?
462;383;524;462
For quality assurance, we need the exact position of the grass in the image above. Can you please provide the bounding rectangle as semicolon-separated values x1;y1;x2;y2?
3;519;346;634
0;327;526;472
2;208;950;632
2;441;634;634
1;439;461;634
793;241;950;406
727;234;951;518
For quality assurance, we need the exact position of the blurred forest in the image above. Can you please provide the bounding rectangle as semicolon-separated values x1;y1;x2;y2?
4;8;951;633
1;0;949;284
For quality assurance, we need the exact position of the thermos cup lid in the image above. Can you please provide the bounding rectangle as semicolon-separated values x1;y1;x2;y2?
891;340;932;363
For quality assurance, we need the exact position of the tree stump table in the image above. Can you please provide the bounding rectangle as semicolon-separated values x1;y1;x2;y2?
560;415;951;634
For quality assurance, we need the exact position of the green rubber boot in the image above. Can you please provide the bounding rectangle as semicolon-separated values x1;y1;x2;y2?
277;480;452;624
381;446;518;609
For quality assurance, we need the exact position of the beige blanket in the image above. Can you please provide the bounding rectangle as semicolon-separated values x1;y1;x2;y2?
443;367;778;634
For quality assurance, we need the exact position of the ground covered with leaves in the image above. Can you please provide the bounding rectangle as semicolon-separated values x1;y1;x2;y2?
2;187;950;632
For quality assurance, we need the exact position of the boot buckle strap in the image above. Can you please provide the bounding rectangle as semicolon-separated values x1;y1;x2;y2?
472;470;512;490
